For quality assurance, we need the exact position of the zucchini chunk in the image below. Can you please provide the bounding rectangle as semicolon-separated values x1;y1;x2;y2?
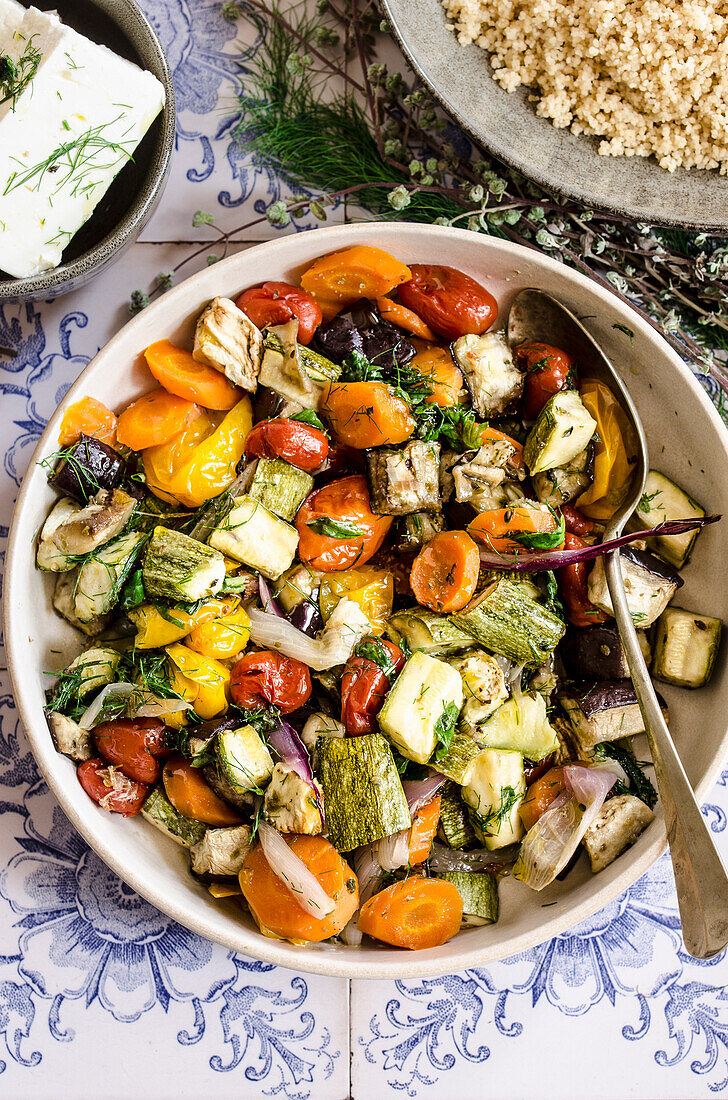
437;870;499;925
452;577;566;665
559;680;669;750
142;787;207;848
190;824;252;877
37;498;82;571
433;728;481;784
449;650;508;726
51;488;137;556
462;748;526;849
215;725;275;798
386;607;472;655
532;445;593;507
248;457;314;522
378;651;464;764
634;470;705;568
523;391;597;474
452;331;524;416
63;647;122;697
366;440;441;515
143;526;225;603
561;622;652;680
47;711;94;762
587;546;682;628
259;322;340;407
393;511;446;553
300;712;345;750
317;732;411;851
439;781;477;848
75;531;146;622
193;296;263;392
478;693;559;760
653;606;723;688
209;495;299;580
53;571;109;636
263;763;324;834
582;794;654;873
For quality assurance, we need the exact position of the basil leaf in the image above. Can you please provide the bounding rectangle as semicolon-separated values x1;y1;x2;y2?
511;510;565;551
289;409;327;433
119;567;144;610
434;700;460;760
307;517;366;539
354;638;398;680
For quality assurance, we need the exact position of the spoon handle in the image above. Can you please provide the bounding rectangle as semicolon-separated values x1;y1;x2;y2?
606;552;728;959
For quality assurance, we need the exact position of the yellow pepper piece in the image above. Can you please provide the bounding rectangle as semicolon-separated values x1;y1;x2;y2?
209;882;242;899
187;605;251;660
143;410;218;503
319;567;393;634
166;643;230;719
130;599;230;649
577;379;637;521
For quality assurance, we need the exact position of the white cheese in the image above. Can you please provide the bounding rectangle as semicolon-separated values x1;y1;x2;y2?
0;0;24;45
0;7;165;278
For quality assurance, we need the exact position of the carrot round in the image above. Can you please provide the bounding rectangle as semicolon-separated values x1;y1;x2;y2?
58;397;117;448
239;835;359;943
408;796;441;865
162;754;243;827
116;389;201;450
410;344;465;407
410;530;480;613
145;339;241;410
300;246;411;320
376;297;436;340
358;877;463;950
467;504;563;552
322;380;415;448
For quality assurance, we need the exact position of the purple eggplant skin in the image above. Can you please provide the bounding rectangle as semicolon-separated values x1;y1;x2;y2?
49;434;130;502
289;600;324;637
567;679;667;718
621;545;683;587
561;624;630;680
314;299;416;369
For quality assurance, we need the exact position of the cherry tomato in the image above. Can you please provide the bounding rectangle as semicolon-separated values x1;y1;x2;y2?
397;264;498;340
340;637;405;736
524;753;557;786
230;650;312;714
92;718;169;784
561;503;597;538
235;282;322;344
244;417;329;473
516;342;575;419
559;533;610;628
77;758;149;816
296;475;393;572
520;766;566;832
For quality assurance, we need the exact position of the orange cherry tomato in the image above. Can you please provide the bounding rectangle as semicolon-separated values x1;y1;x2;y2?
296;475;393;571
520;767;567;832
162;754;243;826
516;342;575;420
244;417;329;472
235;282;322;345
230;650;312;714
398;264;498;340
321;381;415;448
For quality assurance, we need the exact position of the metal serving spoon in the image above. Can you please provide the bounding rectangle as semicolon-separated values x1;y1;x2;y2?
507;288;728;960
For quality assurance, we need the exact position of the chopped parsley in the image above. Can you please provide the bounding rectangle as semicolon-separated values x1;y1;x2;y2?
433;701;460;760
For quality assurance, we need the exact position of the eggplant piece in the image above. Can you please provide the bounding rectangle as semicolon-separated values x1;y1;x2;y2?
314;299;416;369
451;332;523;416
289;600;324;636
366;440;441;515
583;794;654;873
193;296;263;392
588;546;683;628
50;435;129;502
451;441;523;511
532;445;594;508
51;489;137;556
559;679;669;750
47;711;94;762
561;623;652;680
392;511;445;553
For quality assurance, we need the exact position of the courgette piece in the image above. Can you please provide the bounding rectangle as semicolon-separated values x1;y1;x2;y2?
264;763;324;834
652;606;723;688
451;331;523;417
462;747;526;849
523;390;597;474
142;786;207;848
209;496;299;580
437;870;499;925
439;781;477;848
248;457;314;522
386;607;472;655
75;531;146;622
63;647;122;697
316;732;411;851
143;526;225;602
433;727;481;784
449;651;508;726
215;725;275;796
265;330;341;382
378;651;464;764
532;445;593;507
478;693;559;760
193;296;263;392
452;578;566;665
190;824;252;877
259;323;340;407
634;470;705;568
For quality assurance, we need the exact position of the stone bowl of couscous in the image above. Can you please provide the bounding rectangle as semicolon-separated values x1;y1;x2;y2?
381;0;728;229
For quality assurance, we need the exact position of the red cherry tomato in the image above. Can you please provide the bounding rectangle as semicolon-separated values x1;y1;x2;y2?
515;342;575;419
235;282;322;345
245;417;329;473
77;757;149;816
561;503;596;538
559;533;610;628
296;475;393;572
230;650;312;714
92;718;168;784
397;264;498;340
340;637;405;736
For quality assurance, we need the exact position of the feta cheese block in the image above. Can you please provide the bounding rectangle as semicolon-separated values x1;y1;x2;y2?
0;0;24;45
0;6;165;278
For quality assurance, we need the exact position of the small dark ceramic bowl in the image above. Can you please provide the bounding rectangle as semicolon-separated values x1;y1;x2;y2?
0;0;175;301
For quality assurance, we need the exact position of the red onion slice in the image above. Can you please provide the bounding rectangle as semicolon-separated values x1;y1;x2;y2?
258;575;285;616
403;770;446;814
267;720;325;825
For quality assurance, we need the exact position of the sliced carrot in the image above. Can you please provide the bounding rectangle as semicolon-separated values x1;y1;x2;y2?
300;246;411;320
520;767;566;832
467;504;564;552
321;380;415;448
144;339;241;410
410;530;480;614
376;297;436;341
410;344;466;407
239;835;359;943
116;389;201;450
408;796;442;864
358;877;463;950
58;397;117;448
162;754;243;827
478;425;525;473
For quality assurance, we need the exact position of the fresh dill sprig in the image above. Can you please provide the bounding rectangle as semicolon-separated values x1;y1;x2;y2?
0;33;41;110
4;114;136;198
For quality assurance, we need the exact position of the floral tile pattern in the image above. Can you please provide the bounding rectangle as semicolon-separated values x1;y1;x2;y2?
1;2;727;1098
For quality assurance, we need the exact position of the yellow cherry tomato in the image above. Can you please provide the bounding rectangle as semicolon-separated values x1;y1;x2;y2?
166;643;230;719
319;567;393;634
187;604;251;660
577;379;637;521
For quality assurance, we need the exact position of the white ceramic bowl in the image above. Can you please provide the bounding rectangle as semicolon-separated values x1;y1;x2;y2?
6;224;728;979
